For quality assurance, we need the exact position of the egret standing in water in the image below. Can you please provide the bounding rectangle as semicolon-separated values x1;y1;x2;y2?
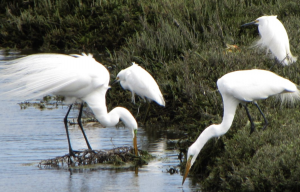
114;62;165;123
0;53;138;156
242;15;297;66
182;69;300;185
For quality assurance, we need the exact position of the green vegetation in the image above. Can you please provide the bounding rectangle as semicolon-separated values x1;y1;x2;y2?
1;0;300;191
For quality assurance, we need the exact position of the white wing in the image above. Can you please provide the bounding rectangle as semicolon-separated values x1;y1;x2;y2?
0;53;110;101
218;69;297;102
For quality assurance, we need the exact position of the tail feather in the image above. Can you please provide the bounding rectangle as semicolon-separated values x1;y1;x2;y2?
277;88;300;105
3;76;76;100
286;54;297;65
158;94;166;107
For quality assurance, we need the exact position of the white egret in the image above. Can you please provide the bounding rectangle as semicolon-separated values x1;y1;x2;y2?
114;62;165;123
0;53;138;156
242;15;297;66
182;69;300;185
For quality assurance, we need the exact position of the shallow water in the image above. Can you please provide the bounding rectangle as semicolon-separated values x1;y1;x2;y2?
0;51;200;192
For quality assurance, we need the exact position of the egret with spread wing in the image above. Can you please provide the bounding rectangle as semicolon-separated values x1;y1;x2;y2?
1;53;138;156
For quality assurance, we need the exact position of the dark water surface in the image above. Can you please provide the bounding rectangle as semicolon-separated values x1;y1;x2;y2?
0;51;200;192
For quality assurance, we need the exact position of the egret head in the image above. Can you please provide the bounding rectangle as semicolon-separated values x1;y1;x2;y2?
113;71;124;85
113;76;120;83
182;124;220;185
241;19;259;27
121;118;138;156
115;62;137;84
241;15;278;27
114;69;126;84
182;143;199;185
120;118;138;156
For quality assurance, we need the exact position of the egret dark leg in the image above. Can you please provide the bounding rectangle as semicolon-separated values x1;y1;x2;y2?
254;102;268;130
280;55;288;65
269;60;276;71
77;103;92;150
143;102;151;125
135;102;141;118
64;104;75;156
242;104;255;134
269;55;287;70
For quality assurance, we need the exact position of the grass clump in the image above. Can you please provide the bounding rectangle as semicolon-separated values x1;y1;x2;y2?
1;0;143;51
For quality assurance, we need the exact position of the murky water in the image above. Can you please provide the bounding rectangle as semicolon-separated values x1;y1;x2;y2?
0;51;200;191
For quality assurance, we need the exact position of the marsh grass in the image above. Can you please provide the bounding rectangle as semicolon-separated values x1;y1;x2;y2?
2;0;300;190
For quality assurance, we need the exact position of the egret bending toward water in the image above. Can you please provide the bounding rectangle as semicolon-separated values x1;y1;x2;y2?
182;69;300;185
242;15;297;66
114;62;165;123
0;53;138;156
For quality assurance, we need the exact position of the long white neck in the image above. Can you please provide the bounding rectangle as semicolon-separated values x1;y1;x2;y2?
189;95;239;164
217;95;239;134
83;87;109;116
83;88;137;137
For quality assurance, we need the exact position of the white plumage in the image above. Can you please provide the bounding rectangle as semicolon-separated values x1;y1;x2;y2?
2;53;109;102
116;62;165;106
182;69;300;185
0;53;138;155
242;15;297;65
219;69;299;103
